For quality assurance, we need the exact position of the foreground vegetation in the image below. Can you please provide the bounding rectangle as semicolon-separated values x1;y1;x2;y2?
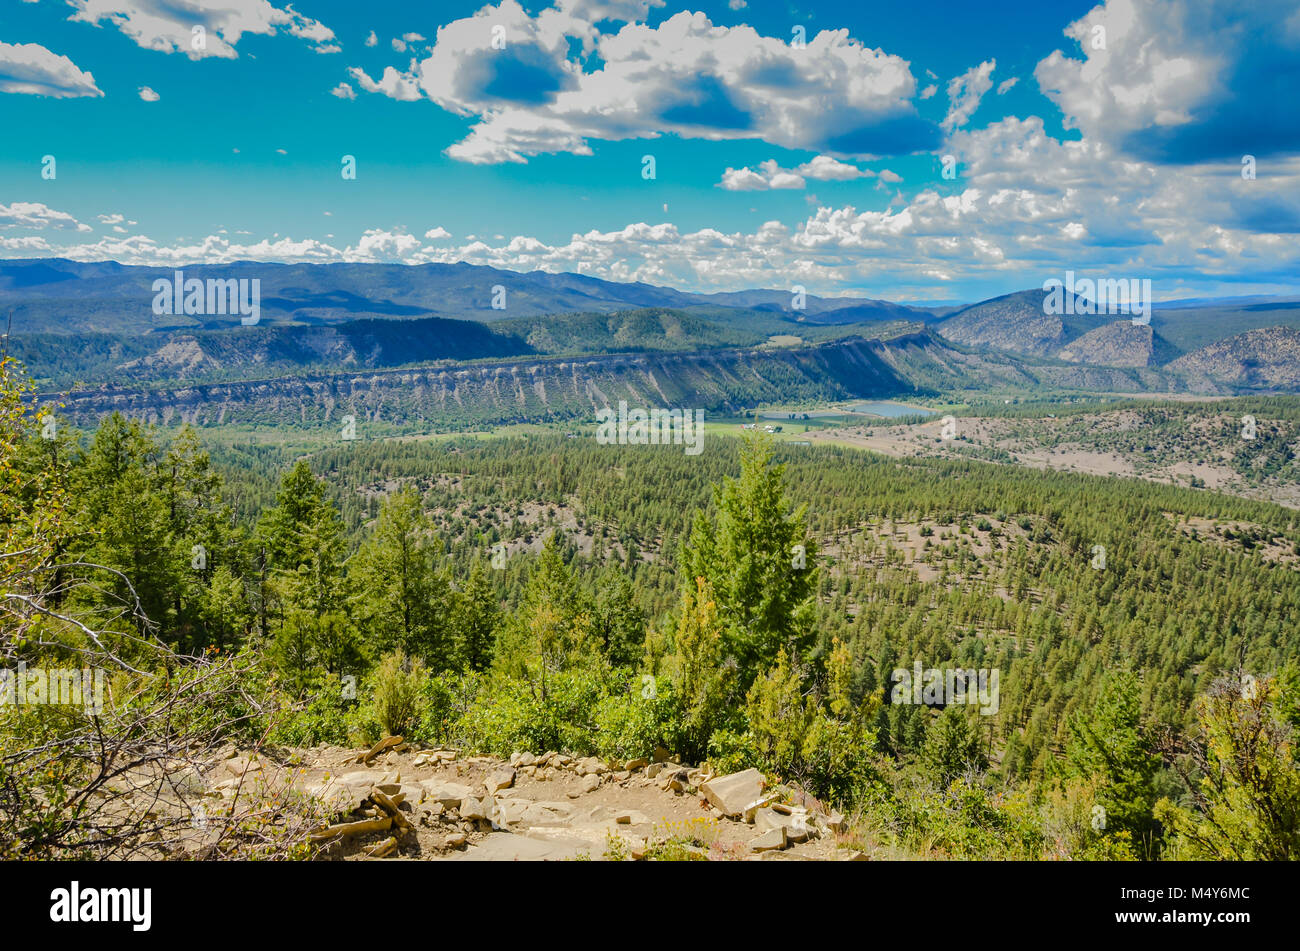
3;356;1298;859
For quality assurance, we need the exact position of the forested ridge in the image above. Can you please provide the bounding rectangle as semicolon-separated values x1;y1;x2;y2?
3;355;1299;860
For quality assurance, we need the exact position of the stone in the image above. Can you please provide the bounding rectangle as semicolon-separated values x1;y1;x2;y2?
310;816;392;841
742;795;778;823
364;836;398;858
645;763;664;779
579;774;601;794
750;827;787;852
518;752;537;767
652;746;671;763
612;771;630;783
223;755;260;778
624;758;649;772
421;780;474;807
826;811;847;833
700;768;766;818
484;767;516;794
445;832;467;848
459;797;487;820
361;735;403;765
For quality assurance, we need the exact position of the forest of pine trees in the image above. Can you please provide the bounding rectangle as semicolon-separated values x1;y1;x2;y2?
3;354;1299;859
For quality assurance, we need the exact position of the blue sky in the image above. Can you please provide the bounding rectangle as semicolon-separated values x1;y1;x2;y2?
2;0;1298;303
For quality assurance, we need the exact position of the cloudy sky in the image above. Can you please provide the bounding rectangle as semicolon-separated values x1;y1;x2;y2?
2;0;1298;303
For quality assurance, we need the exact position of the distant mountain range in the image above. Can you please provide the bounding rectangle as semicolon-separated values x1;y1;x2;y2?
0;258;940;335
4;258;1300;406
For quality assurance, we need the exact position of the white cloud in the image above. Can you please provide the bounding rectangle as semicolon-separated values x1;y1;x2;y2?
0;41;102;97
719;155;871;190
0;202;92;232
349;61;422;101
348;3;936;164
64;0;338;59
97;213;124;225
798;154;873;181
365;30;378;47
137;85;159;101
996;77;1018;95
1028;0;1297;162
330;82;356;100
919;84;937;99
942;59;996;133
728;0;747;8
424;226;452;240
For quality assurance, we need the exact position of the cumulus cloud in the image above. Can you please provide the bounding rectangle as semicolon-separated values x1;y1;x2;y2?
330;82;356;99
942;59;996;133
347;2;938;164
1033;0;1300;162
137;85;159;101
365;30;378;47
0;202;92;232
64;0;338;59
0;41;102;97
996;77;1018;94
719;155;871;190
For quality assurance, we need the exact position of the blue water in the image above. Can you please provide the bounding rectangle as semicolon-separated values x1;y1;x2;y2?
847;401;936;419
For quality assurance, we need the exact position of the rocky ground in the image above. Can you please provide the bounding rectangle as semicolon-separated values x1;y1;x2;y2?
209;738;864;861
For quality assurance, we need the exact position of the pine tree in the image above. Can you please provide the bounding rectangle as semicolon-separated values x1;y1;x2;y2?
680;433;816;680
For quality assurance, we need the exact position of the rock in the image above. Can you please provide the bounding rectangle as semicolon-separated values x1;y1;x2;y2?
364;836;398;858
629;837;648;860
484;767;516;794
624;758;649;772
652;746;671;763
361;735;403;765
700;768;766;818
645;763;664;779
615;811;634;825
445;832;467;848
579;774;601;794
575;757;607;776
750;827;787;852
421;780;474;807
825;811;847;833
459;797;487;821
518;752;537;767
612;771;630;783
742;795;778;823
838;849;868;861
310;816;392;842
223;755;260;778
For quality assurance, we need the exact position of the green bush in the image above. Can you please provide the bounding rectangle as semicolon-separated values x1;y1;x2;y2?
592;677;678;760
271;674;351;747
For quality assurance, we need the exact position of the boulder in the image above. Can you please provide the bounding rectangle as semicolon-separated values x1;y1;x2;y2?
421;780;474;807
484;767;516;794
700;768;766;818
750;827;787;852
459;797;487;820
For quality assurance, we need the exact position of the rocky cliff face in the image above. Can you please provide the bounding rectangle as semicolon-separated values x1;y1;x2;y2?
1169;327;1300;391
44;336;926;429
